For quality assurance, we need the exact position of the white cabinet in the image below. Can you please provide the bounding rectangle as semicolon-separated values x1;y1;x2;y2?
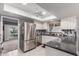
34;21;48;30
45;46;73;56
36;35;42;43
42;36;60;44
34;21;43;29
42;22;48;30
60;16;77;29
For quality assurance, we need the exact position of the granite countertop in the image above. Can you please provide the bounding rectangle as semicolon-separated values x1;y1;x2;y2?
36;31;66;38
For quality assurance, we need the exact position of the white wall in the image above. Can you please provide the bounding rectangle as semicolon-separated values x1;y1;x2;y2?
60;16;77;29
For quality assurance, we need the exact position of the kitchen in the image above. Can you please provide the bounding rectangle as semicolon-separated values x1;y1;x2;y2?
35;16;78;56
0;3;79;56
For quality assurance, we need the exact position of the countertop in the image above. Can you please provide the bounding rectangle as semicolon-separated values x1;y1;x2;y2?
36;31;76;43
36;31;65;37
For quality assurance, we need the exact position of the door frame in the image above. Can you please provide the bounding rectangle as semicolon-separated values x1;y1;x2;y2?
1;16;20;50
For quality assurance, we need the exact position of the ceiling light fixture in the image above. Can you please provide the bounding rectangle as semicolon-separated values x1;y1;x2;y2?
42;11;46;15
34;11;47;18
22;3;27;5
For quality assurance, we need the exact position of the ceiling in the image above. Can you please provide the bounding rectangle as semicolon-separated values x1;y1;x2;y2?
1;3;79;21
37;3;79;19
5;3;54;19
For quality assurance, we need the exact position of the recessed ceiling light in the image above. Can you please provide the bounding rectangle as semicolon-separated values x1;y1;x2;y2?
42;11;46;15
22;3;27;5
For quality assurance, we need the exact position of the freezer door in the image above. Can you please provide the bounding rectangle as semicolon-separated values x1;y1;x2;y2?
24;40;30;51
24;40;36;51
29;40;36;50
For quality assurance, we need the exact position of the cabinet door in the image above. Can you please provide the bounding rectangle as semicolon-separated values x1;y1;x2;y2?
42;36;59;44
45;46;73;56
42;36;49;44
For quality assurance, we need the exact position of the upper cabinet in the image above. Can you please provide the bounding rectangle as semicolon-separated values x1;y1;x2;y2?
48;20;60;27
34;21;48;30
42;22;48;30
47;20;61;32
34;21;43;29
34;20;61;31
60;16;77;29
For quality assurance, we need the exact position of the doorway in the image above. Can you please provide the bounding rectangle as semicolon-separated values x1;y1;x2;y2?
0;16;19;54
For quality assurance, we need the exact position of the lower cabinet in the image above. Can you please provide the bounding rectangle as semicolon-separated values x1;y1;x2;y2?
42;35;60;44
36;35;42;46
45;46;73;56
60;43;76;54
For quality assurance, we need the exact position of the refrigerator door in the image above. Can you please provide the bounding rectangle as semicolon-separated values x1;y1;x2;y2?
30;24;36;40
24;22;36;40
23;22;36;52
24;22;31;40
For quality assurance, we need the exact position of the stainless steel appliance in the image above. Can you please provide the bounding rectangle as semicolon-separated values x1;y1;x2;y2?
20;22;36;52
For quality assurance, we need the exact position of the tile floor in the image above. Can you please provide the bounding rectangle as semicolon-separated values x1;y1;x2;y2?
1;45;74;56
0;39;18;56
2;40;18;53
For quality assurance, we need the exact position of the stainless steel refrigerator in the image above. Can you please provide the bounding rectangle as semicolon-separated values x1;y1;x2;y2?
20;22;36;52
